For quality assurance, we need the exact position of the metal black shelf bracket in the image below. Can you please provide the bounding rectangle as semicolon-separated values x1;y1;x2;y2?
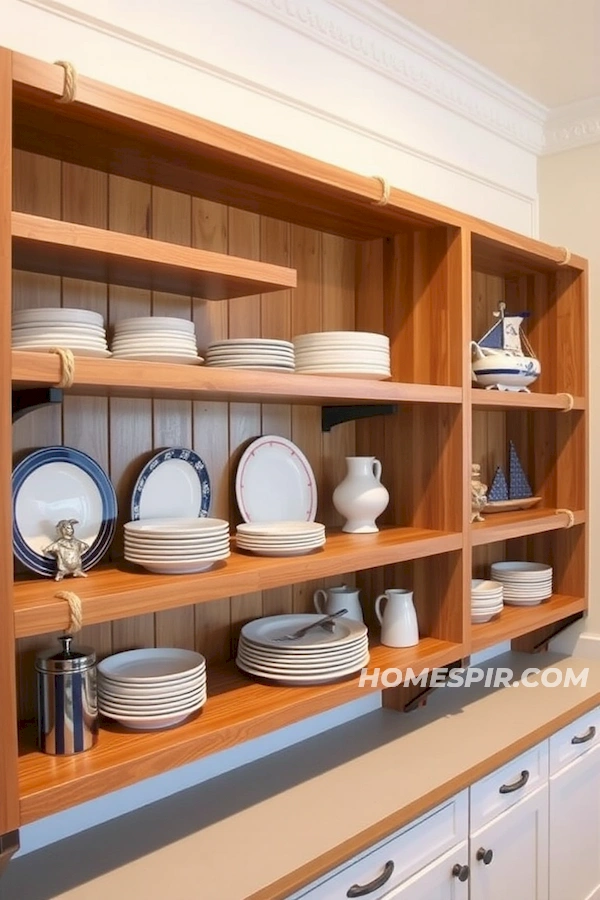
12;388;63;423
403;658;470;712
0;829;20;877
321;404;397;433
530;613;584;653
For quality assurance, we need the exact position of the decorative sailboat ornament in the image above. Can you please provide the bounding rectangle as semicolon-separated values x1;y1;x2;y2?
483;441;541;513
471;301;541;391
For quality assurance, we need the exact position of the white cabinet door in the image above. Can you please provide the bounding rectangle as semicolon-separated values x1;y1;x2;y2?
549;743;600;900
469;786;548;900
381;842;469;900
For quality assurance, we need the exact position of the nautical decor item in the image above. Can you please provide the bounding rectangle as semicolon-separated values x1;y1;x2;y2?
43;519;90;581
484;441;541;513
471;463;488;523
471;301;541;391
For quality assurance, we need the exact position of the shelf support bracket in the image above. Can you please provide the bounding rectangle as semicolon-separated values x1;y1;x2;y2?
12;387;63;423
402;658;470;713
0;830;19;878
321;404;397;433
513;613;585;655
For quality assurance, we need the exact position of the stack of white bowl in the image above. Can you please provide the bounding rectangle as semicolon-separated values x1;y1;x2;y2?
205;338;294;371
111;317;202;365
124;517;230;574
490;561;553;606
293;331;391;379
236;614;369;685
236;521;326;557
12;307;110;357
471;579;504;623
98;648;207;730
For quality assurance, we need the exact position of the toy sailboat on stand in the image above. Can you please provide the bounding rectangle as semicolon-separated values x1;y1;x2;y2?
471;302;541;392
483;441;541;513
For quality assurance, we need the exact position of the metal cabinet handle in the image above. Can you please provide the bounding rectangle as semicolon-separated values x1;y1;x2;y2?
499;769;529;794
452;863;470;882
572;725;596;745
476;847;494;865
346;860;394;897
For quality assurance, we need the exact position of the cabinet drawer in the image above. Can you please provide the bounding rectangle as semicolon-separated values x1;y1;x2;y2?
549;705;600;774
293;791;467;899
469;742;548;831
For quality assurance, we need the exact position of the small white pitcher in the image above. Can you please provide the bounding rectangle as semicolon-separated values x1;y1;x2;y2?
375;589;419;647
313;585;364;622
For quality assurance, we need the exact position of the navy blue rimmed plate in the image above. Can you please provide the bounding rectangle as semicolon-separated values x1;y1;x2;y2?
130;447;211;520
12;446;118;577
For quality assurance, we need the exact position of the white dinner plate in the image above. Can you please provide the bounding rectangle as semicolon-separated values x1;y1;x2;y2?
12;344;112;358
114;317;195;332
125;556;228;573
99;690;206;713
110;352;202;364
237;521;324;537
125;517;228;535
13;307;104;325
98;648;205;682
235;437;318;523
236;653;369;684
209;338;293;348
99;677;206;699
100;704;204;730
293;331;388;344
241;615;367;649
238;635;368;657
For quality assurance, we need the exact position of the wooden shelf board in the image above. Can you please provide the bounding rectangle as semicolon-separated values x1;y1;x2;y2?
471;231;587;275
471;508;586;547
12;212;297;300
14;528;462;638
11;352;462;406
470;594;587;654
471;389;585;411
17;637;463;823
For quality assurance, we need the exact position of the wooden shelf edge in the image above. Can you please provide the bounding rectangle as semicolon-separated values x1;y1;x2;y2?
18;638;463;823
12;212;297;300
11;352;463;406
14;528;462;638
470;594;587;654
471;389;585;411
471;508;586;546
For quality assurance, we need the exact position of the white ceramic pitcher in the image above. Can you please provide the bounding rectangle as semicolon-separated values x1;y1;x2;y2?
332;456;389;533
375;589;419;647
313;585;364;622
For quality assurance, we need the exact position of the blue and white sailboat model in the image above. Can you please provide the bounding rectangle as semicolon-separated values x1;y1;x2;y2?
484;441;541;513
471;302;541;392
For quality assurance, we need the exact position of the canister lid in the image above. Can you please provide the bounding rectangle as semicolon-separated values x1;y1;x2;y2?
35;635;96;673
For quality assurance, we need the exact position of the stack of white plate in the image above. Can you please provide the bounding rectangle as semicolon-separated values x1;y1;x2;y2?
236;521;325;556
205;338;294;371
12;307;110;357
490;561;553;606
124;517;230;574
111;317;202;365
236;614;369;685
471;579;504;623
98;648;207;730
293;331;391;379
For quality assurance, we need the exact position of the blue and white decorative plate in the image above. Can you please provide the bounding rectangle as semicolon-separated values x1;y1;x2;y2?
131;447;211;520
12;446;118;577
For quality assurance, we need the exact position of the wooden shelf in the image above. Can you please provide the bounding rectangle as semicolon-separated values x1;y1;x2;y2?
11;352;462;407
471;508;585;547
17;637;463;823
470;594;587;653
13;528;462;638
471;390;585;411
12;212;297;300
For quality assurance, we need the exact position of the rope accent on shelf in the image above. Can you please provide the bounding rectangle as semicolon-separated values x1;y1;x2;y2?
49;347;75;388
55;590;83;633
557;246;572;266
556;508;576;528
559;392;575;412
372;175;391;206
54;60;77;103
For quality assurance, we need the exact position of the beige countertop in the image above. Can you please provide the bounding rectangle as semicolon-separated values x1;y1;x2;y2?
4;651;600;900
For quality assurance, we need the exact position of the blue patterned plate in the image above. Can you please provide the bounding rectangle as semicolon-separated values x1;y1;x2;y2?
131;447;211;520
12;446;118;577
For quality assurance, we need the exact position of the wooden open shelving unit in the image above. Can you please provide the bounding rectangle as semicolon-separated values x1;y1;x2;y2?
0;47;588;857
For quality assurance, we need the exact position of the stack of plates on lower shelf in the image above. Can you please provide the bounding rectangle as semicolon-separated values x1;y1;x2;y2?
490;561;553;606
12;307;110;357
110;316;202;365
471;579;504;623
236;521;325;556
98;648;207;730
293;331;391;379
205;338;295;371
236;614;369;685
124;517;230;573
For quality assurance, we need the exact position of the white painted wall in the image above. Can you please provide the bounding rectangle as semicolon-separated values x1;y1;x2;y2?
4;0;537;856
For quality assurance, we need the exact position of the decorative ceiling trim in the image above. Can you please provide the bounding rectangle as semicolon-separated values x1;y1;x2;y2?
236;0;547;153
544;97;600;155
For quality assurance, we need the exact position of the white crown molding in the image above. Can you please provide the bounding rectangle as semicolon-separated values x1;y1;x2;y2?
544;96;600;155
236;0;547;153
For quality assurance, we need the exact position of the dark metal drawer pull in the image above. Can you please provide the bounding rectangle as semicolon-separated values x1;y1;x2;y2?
476;847;494;865
452;863;470;882
572;725;596;745
499;769;530;794
346;861;394;897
